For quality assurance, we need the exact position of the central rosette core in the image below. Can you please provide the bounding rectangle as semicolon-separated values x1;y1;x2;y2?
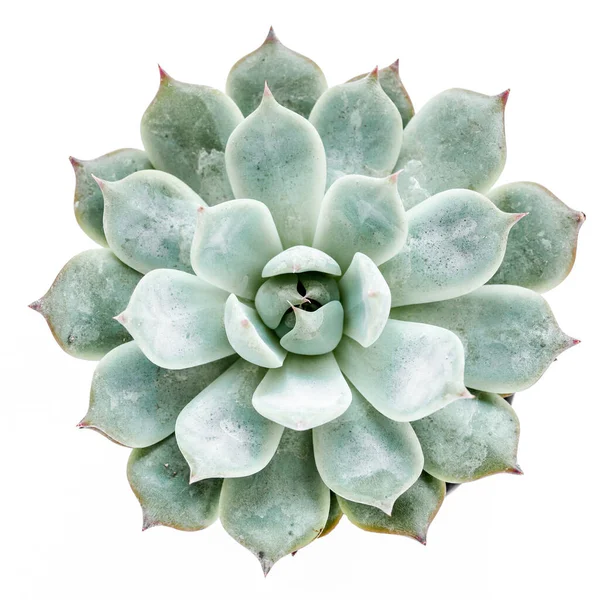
256;271;343;354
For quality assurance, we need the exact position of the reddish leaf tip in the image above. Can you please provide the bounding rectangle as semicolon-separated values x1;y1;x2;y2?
91;174;106;189
69;156;82;169
157;64;171;82
263;81;273;97
28;299;43;313
512;212;529;223
76;420;89;429
114;312;126;324
415;535;427;546
576;211;586;226
265;26;278;43
510;464;524;475
388;58;400;73
498;89;510;106
387;170;401;184
571;338;582;346
366;65;379;80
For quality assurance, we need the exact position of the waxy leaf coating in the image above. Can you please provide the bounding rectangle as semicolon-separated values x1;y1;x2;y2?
101;170;205;274
313;385;423;514
71;149;153;246
226;27;327;119
30;249;142;360
175;360;283;482
127;435;222;531
220;429;329;575
488;182;585;292
262;245;341;277
255;274;305;329
392;285;576;393
141;70;243;205
412;390;521;483
226;88;327;248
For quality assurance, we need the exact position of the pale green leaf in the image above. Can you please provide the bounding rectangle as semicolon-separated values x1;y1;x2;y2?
262;245;341;277
255;274;304;329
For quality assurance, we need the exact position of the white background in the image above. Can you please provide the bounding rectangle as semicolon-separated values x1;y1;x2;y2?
3;1;598;598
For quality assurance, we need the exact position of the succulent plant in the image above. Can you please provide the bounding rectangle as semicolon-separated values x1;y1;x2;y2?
30;28;584;575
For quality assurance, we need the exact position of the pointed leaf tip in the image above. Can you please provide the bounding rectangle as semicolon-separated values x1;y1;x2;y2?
511;212;529;223
263;81;273;97
510;464;524;475
572;338;581;346
69;156;82;169
90;174;107;189
576;211;586;227
367;65;379;80
389;59;400;73
28;299;43;313
498;89;510;106
387;170;401;184
265;26;278;43
157;64;171;82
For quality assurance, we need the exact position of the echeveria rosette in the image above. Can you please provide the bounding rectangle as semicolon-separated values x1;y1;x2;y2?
29;28;584;575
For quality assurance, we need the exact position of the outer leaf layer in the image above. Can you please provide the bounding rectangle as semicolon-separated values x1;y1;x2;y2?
175;360;283;482
313;384;423;514
71;149;153;246
82;341;235;447
310;74;403;186
141;71;243;205
118;269;233;370
488;182;585;292
225;89;327;248
101;170;205;274
395;88;507;199
226;27;327;119
313;173;407;272
220;429;330;575
412;390;520;483
391;285;576;393
338;472;446;544
335;320;468;421
127;435;222;531
380;189;522;306
30;249;141;360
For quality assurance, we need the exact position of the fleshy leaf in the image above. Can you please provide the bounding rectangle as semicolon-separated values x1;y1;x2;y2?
299;272;340;304
338;253;391;348
117;269;233;369
280;301;344;355
220;429;329;575
313;384;423;514
348;59;414;126
395;88;507;199
225;86;327;247
100;170;205;274
226;27;328;119
335;320;469;421
29;249;141;360
380;189;524;306
127;435;222;531
141;69;243;205
71;149;153;246
338;472;446;544
175;360;283;482
262;246;341;277
391;285;577;393
255;274;304;329
412;390;520;483
252;352;352;430
224;295;287;368
319;492;343;539
488;182;586;292
190;199;283;300
81;341;235;447
309;71;403;186
313;173;407;271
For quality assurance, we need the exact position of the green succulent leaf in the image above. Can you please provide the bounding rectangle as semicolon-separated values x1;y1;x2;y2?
309;71;403;186
81;341;235;448
30;249;142;360
127;434;222;531
338;472;446;544
225;87;327;248
313;173;407;271
319;492;343;538
380;189;523;306
224;294;287;368
412;390;521;483
395;89;508;200
299;272;340;304
349;59;414;127
141;69;243;205
118;269;233;370
175;359;283;482
391;285;577;393
220;429;330;575
252;352;352;430
226;27;328;119
335;320;469;421
255;274;305;329
313;384;423;514
488;182;585;292
71;149;153;246
280;301;344;355
191;199;283;300
262;245;341;277
100;170;205;274
338;253;391;348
